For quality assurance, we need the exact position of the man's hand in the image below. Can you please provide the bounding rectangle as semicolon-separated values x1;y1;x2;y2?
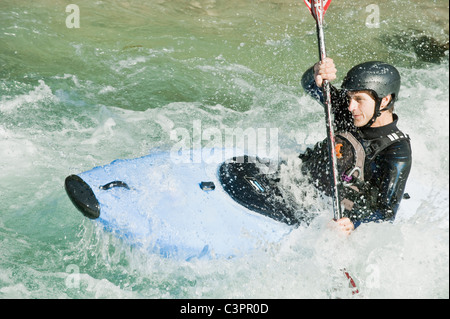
334;217;355;236
314;58;337;87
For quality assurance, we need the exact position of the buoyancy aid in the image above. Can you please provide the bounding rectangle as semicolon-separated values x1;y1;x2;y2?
300;129;410;211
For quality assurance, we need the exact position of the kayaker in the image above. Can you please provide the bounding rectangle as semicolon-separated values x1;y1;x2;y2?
300;58;412;235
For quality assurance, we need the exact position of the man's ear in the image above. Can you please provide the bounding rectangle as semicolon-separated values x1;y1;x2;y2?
380;94;392;109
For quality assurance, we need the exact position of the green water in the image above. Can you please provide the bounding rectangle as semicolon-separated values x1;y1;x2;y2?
1;0;449;298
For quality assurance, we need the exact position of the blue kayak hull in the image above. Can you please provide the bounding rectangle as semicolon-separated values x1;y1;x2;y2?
65;148;293;260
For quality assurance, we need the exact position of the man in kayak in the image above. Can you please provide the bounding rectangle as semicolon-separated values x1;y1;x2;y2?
300;58;412;235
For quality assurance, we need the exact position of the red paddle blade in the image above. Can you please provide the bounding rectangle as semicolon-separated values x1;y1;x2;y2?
304;0;331;23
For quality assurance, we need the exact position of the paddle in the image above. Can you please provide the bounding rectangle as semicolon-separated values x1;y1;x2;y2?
304;0;360;296
303;0;342;220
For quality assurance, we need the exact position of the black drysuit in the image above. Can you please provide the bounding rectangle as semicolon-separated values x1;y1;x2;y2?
300;67;412;228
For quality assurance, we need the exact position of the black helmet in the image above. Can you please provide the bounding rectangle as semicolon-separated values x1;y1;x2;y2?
342;61;401;100
342;61;401;127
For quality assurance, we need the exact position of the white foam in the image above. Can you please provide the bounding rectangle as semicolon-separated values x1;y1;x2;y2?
0;80;57;113
111;56;147;73
81;117;117;145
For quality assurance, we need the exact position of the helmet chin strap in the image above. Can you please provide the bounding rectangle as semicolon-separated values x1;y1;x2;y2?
360;96;394;129
361;99;382;129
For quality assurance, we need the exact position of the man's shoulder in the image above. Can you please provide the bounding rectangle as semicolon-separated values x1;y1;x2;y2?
363;130;411;161
383;137;412;157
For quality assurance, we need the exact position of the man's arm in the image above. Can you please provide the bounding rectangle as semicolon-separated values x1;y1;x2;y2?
301;58;338;105
301;65;325;103
301;60;353;131
345;140;412;228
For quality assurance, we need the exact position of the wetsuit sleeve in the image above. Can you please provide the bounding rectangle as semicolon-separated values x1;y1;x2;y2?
301;66;324;104
301;66;353;131
301;66;343;106
346;140;412;228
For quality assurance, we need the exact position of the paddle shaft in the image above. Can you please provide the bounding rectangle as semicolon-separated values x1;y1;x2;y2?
305;2;360;296
311;1;343;220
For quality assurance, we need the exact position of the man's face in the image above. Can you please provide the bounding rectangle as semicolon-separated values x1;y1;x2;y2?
347;91;376;127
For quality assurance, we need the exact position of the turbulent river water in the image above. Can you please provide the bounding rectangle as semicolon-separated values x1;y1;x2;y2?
0;0;448;298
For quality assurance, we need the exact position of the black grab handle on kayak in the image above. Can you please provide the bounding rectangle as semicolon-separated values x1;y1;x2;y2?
100;181;130;190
